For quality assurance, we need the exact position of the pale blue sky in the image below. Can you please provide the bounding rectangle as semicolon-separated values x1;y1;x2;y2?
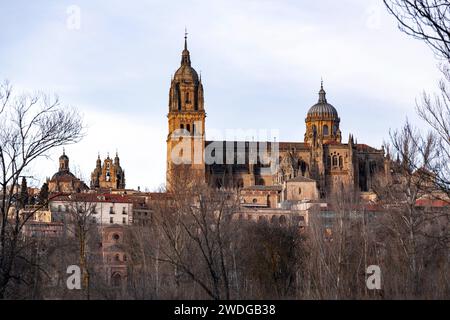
0;0;442;190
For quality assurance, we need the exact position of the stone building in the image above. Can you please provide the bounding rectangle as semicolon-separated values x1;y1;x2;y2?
47;150;89;193
166;35;389;198
90;153;126;190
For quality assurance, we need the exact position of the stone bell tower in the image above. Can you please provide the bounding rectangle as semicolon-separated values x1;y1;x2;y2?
166;31;206;189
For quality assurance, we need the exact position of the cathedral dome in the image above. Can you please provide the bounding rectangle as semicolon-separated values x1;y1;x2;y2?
307;83;338;118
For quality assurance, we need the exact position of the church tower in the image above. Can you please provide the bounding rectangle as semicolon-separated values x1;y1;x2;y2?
166;32;206;189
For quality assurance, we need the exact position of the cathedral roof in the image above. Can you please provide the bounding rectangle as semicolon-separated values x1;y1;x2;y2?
307;82;339;118
50;171;77;181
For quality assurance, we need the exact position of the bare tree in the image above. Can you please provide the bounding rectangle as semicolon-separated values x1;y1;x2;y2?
384;0;450;61
153;166;238;300
0;81;84;298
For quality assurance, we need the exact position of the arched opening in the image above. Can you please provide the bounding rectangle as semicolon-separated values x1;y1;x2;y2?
323;125;329;136
111;273;122;287
279;215;287;225
271;215;279;225
186;123;190;133
332;156;338;167
339;156;343;168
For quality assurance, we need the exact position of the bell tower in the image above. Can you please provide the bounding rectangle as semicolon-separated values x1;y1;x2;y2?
166;31;206;189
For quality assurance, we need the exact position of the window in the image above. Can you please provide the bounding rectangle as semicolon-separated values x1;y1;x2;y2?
115;254;120;262
298;187;302;195
112;233;120;241
110;217;114;224
185;91;190;103
109;206;114;214
323;125;329;136
252;198;258;204
180;124;184;130
332;156;338;167
339;156;343;167
111;273;121;287
58;205;62;212
122;217;126;224
186;123;190;133
192;123;195;135
122;207;126;215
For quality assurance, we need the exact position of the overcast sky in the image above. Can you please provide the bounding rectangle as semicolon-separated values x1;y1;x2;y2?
0;0;443;190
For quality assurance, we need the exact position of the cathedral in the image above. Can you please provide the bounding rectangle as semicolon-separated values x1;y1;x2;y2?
166;35;389;198
90;153;126;190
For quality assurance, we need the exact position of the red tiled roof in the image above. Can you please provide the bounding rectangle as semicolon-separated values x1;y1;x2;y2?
416;199;450;207
51;193;133;203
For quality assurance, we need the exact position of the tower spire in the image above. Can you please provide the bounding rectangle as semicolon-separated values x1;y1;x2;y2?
318;79;327;104
181;28;191;66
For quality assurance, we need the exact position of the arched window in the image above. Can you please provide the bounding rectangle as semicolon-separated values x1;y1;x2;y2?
115;254;120;262
185;91;190;103
111;273;121;287
332;156;338;167
192;123;195;135
323;125;329;136
312;125;317;134
298;187;302;195
186;123;190;133
339;156;343;167
180;124;184;130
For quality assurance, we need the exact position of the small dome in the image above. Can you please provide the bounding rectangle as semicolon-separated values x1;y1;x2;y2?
174;65;199;83
59;152;69;161
307;83;338;118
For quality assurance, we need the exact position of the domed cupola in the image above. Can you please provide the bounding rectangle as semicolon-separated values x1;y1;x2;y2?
305;81;342;145
307;85;339;118
169;31;204;112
